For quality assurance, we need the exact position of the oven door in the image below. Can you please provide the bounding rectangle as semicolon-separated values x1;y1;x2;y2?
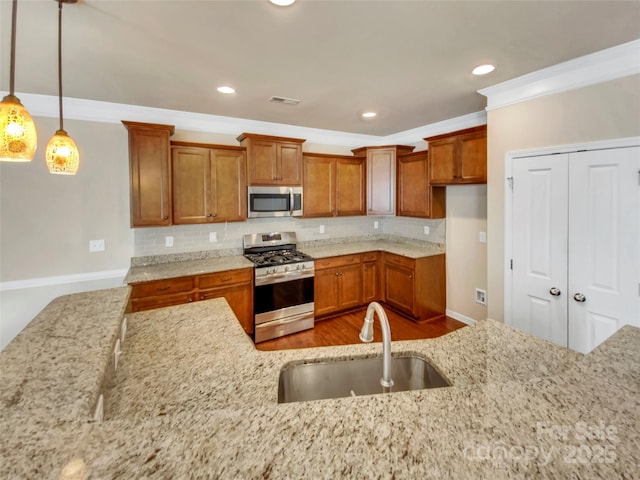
254;276;314;322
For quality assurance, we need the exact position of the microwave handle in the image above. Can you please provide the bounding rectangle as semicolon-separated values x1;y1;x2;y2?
289;188;294;216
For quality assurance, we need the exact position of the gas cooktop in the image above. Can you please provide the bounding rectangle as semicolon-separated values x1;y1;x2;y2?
244;249;313;267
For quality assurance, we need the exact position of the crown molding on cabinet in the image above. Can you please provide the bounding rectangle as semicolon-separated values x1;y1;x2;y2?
479;39;640;111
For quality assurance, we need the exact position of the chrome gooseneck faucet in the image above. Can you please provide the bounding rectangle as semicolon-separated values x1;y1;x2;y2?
359;302;394;388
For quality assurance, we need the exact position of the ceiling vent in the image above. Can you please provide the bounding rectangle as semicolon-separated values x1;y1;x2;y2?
269;96;300;105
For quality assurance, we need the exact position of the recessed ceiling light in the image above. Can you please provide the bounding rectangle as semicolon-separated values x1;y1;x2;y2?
217;86;236;94
269;0;295;6
472;64;495;76
362;112;377;118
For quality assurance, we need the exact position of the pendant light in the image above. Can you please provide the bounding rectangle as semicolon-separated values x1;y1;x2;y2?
0;0;37;162
45;0;79;175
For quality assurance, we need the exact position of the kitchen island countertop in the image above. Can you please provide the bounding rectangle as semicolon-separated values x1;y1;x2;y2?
1;289;638;479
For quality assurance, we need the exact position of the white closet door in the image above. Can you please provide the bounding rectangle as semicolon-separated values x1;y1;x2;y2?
511;154;569;346
568;147;640;353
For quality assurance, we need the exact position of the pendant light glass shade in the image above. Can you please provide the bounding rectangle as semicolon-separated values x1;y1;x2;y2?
47;0;79;175
45;128;79;174
1;0;38;162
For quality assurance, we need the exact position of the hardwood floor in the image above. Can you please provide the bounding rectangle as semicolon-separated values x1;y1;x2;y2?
256;305;467;351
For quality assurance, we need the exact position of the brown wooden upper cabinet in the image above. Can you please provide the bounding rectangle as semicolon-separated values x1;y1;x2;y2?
352;145;414;215
426;125;487;185
303;153;366;218
171;142;247;224
397;151;446;219
122;121;175;227
237;133;305;186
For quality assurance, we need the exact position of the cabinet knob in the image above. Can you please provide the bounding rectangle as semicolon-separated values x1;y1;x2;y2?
163;216;169;220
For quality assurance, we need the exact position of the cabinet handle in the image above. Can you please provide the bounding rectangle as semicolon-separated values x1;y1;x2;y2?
157;286;170;292
222;276;232;282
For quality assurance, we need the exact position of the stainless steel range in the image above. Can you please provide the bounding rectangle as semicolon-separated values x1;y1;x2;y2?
243;232;314;343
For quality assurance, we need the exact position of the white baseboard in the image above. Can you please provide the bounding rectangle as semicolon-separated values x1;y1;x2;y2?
446;309;477;325
0;269;128;292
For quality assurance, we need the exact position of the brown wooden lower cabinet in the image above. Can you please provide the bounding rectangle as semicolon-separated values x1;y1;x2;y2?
383;252;445;321
129;268;254;335
314;254;363;317
314;251;444;322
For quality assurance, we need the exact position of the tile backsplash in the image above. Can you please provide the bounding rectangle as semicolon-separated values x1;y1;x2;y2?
133;216;445;258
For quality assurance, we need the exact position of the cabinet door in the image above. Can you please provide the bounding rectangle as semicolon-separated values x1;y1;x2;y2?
125;123;173;227
336;157;366;216
384;263;415;317
362;259;378;304
303;155;334;217
397;152;429;217
278;143;302;185
428;137;456;185
211;149;246;222
367;148;396;215
249;140;278;184
314;267;340;317
458;130;487;184
172;146;212;224
200;284;253;335
338;263;363;310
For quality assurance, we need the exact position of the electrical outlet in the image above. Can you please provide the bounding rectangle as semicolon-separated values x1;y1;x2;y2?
89;239;105;252
479;231;487;243
374;221;379;229
423;226;430;235
209;232;217;242
475;288;487;305
319;225;325;234
165;236;174;247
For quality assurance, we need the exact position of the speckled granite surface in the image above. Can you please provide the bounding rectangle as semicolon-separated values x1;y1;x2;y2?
124;237;444;285
124;255;254;284
2;293;638;479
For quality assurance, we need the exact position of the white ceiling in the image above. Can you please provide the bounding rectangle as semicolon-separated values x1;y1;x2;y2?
1;0;639;136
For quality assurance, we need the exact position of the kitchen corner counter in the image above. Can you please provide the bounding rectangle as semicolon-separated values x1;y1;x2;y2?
124;254;253;284
300;238;445;260
1;290;638;479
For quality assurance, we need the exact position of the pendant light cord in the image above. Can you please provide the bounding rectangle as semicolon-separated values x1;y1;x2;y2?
9;0;18;95
57;0;64;131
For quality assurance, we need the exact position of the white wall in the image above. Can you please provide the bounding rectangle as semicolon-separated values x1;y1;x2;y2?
445;185;487;323
486;74;640;322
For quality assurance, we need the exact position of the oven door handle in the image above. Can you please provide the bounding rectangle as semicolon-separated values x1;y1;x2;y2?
255;271;314;286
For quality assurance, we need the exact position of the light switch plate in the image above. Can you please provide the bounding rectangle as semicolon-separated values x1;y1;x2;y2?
89;239;105;252
165;236;174;247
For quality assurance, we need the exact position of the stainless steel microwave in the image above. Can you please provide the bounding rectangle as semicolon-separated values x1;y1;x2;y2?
248;186;303;218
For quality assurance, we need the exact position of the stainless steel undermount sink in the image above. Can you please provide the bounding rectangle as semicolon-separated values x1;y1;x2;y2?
278;354;451;403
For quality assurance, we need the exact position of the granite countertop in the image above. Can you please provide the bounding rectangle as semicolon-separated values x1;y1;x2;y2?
124;255;254;284
299;238;445;260
1;290;638;479
124;238;445;285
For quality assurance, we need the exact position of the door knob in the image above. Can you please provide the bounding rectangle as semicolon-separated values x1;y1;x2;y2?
573;293;586;303
549;287;561;296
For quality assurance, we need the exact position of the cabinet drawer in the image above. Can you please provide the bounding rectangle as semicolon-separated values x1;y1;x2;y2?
315;254;361;270
361;252;379;262
384;253;415;269
130;291;195;312
198;269;253;289
130;277;195;298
